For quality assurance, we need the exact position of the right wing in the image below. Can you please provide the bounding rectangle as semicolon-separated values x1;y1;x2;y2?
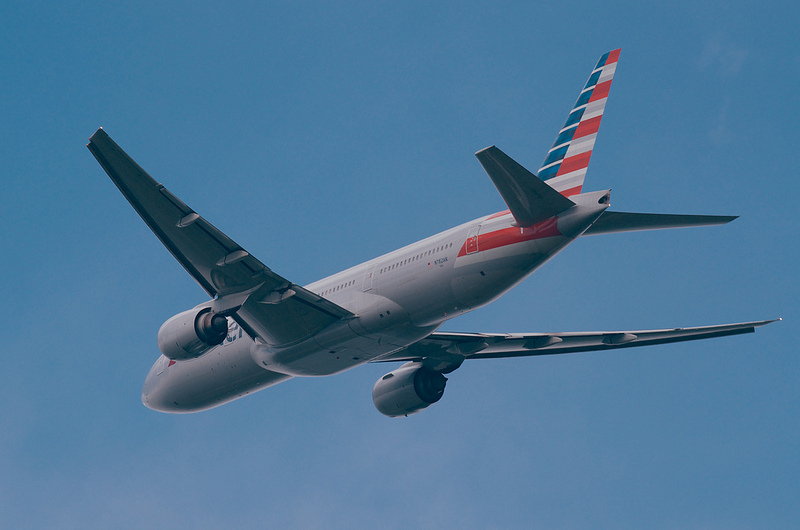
375;320;779;369
87;128;353;347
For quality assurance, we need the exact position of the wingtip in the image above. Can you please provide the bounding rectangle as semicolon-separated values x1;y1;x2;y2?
87;128;114;152
475;145;496;157
88;127;104;145
706;214;738;225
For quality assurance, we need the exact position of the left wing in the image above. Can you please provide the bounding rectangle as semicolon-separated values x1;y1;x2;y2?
88;128;353;347
374;320;779;370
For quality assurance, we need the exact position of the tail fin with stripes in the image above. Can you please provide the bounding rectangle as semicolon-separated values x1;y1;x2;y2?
538;49;620;197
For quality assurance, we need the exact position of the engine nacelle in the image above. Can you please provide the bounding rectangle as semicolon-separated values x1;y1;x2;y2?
372;362;447;417
157;308;229;361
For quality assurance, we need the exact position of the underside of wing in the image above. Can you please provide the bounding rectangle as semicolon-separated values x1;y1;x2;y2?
374;320;779;369
88;128;353;347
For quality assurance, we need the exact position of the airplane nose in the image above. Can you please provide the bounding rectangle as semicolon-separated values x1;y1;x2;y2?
141;362;159;409
141;356;176;412
141;373;175;412
140;356;206;413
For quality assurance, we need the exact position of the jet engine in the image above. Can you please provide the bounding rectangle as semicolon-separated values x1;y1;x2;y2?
157;308;228;361
372;362;447;417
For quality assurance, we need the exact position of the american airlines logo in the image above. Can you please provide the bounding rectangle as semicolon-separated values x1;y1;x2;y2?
225;322;243;344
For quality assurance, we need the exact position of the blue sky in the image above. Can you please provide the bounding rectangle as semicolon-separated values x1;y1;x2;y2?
2;1;797;528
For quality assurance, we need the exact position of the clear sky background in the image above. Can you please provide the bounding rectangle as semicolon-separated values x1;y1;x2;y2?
2;1;797;528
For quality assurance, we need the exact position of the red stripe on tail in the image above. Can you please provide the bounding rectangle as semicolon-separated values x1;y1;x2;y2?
588;80;612;103
557;151;592;176
572;115;602;139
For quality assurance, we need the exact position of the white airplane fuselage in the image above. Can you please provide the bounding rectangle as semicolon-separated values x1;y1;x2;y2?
92;50;773;418
142;190;610;412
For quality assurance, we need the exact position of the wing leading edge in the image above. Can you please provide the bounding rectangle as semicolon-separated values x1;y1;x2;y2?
87;128;353;347
374;320;779;368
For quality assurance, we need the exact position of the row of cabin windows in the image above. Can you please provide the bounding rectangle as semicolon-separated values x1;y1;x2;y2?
320;242;455;297
321;279;356;297
379;242;453;275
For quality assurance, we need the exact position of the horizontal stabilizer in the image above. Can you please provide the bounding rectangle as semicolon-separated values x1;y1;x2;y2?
583;211;738;236
476;146;575;227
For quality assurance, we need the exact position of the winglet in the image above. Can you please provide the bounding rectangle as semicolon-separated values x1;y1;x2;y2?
539;49;621;197
476;145;574;227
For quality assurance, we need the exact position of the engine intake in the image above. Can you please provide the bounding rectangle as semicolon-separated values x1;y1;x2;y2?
372;362;447;417
157;308;228;361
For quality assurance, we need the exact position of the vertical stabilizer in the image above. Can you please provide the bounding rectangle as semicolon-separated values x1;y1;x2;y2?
538;49;620;197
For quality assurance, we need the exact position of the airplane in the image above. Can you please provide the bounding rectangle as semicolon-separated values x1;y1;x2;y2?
88;49;776;417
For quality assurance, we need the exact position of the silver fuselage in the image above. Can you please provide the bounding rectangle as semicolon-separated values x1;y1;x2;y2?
142;191;609;412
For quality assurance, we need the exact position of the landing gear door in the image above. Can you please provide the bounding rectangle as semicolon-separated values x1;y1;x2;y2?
466;225;480;254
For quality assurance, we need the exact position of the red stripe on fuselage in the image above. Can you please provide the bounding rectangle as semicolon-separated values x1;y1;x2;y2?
457;217;561;257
